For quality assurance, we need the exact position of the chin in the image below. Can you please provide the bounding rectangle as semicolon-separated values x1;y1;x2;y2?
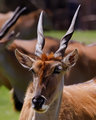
32;105;49;113
34;109;47;113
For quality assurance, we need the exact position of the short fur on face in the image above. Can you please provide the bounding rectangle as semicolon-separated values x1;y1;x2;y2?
15;49;78;111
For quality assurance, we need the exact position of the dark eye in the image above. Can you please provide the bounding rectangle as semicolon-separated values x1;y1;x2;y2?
31;69;36;74
53;66;62;74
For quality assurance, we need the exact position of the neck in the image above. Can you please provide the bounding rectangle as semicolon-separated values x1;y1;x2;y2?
0;49;32;102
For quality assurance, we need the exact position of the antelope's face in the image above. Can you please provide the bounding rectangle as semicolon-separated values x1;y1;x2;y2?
30;58;65;112
31;59;64;112
15;50;78;113
15;6;80;113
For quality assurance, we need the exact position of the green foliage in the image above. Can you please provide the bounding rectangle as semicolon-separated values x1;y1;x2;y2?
0;30;96;120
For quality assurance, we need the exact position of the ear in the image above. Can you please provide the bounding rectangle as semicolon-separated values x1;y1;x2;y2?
15;49;35;69
62;49;78;68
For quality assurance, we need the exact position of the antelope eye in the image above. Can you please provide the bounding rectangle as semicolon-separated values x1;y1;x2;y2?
53;66;62;74
31;69;36;74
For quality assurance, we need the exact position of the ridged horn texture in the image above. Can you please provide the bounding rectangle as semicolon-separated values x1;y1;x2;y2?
0;6;27;40
54;5;81;57
35;11;45;57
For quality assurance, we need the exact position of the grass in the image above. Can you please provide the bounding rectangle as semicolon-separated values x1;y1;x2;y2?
0;86;19;120
0;30;96;120
45;30;96;44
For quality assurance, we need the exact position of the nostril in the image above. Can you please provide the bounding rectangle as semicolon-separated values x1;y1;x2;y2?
39;96;45;104
32;97;37;104
32;95;45;109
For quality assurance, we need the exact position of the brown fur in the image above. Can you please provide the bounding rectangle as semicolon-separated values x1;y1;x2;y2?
40;53;61;61
21;71;96;120
0;36;59;111
9;39;96;86
64;42;96;85
11;40;96;86
19;83;34;120
38;54;58;85
0;9;41;39
1;34;96;112
18;49;77;120
1;14;96;112
59;79;96;120
5;39;96;111
35;53;62;86
7;37;59;54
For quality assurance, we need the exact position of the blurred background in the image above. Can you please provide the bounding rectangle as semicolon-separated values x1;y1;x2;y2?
0;0;96;30
0;0;96;120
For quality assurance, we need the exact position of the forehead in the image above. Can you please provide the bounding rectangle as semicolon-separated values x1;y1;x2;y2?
32;60;61;69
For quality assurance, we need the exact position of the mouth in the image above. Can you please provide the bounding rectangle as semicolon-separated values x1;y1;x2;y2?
33;108;47;113
32;104;49;113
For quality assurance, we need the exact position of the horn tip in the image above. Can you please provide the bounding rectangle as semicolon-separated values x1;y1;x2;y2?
77;4;81;11
40;10;45;16
15;49;19;54
15;49;22;58
78;4;81;7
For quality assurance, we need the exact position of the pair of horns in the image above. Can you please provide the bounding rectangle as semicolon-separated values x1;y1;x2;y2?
35;5;80;57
